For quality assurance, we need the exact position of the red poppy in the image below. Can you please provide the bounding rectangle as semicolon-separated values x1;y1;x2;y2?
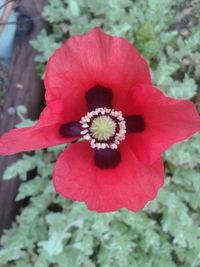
0;28;199;212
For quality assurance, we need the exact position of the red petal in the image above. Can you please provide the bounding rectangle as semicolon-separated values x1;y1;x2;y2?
45;28;151;110
0;100;80;155
53;142;164;212
123;86;200;164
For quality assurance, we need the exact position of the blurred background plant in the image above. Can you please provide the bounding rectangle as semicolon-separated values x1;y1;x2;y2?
0;0;200;266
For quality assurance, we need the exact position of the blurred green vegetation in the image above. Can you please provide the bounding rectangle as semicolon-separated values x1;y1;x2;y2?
1;0;200;266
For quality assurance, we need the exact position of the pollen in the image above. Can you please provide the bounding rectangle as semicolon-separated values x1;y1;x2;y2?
90;116;116;141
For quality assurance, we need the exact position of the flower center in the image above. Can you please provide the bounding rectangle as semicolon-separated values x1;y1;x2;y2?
80;107;126;150
90;115;116;141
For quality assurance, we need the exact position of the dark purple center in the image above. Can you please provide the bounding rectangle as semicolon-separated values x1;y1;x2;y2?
59;85;145;169
94;148;121;169
125;115;145;133
85;85;113;111
60;122;82;138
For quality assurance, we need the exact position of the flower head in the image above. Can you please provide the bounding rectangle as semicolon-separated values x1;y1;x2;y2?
0;28;199;212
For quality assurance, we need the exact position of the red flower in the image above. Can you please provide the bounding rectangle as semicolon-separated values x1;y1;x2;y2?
0;28;199;212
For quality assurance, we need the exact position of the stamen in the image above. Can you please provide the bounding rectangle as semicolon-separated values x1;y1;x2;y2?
80;108;126;150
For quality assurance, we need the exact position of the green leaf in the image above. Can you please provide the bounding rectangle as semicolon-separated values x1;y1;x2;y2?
3;155;40;180
69;0;80;17
39;231;71;256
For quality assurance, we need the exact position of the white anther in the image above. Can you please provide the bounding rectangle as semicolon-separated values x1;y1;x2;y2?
82;123;89;128
87;113;92;118
119;130;126;135
91;143;96;149
121;124;126;129
90;139;95;145
110;143;118;149
110;110;116;116
101;143;107;149
90;139;96;148
96;143;101;150
117;114;123;120
89;111;95;117
81;117;90;123
118;117;124;121
84;134;91;140
81;129;88;135
115;133;121;139
119;121;125;126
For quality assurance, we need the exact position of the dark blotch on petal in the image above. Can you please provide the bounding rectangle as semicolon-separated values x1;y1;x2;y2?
94;148;121;169
86;85;113;111
60;122;82;138
125;115;145;134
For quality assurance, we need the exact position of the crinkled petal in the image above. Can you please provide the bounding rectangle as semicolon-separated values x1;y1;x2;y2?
45;28;151;110
53;142;164;212
123;86;200;164
0;100;81;155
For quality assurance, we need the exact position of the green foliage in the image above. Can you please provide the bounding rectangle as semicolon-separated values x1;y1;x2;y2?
135;21;161;60
1;0;200;267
